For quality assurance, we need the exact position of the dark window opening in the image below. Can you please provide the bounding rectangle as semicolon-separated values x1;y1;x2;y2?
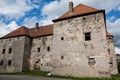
0;60;3;66
108;49;110;55
8;60;12;66
9;48;12;54
68;20;70;22
83;17;86;20
61;56;64;59
2;49;5;54
9;38;11;41
85;32;91;41
109;62;113;64
61;37;64;40
38;48;40;52
88;58;95;65
47;47;50;51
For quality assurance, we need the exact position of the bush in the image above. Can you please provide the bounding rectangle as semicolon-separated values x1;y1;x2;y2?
117;62;120;73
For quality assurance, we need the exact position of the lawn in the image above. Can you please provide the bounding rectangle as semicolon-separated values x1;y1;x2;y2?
0;71;120;80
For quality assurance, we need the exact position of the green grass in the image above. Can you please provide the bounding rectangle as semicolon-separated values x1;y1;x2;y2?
0;71;120;80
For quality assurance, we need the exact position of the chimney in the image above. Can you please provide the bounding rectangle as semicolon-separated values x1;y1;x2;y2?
35;22;39;30
69;2;73;15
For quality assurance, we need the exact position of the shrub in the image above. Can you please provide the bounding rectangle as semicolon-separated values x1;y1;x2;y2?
117;62;120;73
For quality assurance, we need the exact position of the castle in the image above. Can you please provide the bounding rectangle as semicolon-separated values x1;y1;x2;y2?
0;2;118;78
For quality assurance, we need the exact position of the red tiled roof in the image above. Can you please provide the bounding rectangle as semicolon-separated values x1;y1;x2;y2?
29;24;53;37
3;26;30;38
2;24;53;38
1;3;112;39
106;32;112;37
54;4;98;21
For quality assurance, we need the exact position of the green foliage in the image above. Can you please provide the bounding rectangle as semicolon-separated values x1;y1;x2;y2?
117;62;120;73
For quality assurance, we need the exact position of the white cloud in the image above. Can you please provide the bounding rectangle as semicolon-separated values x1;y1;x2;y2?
107;18;120;53
22;16;38;28
115;47;120;54
0;21;18;37
39;16;53;26
109;16;116;22
107;19;120;35
0;0;41;20
118;6;120;11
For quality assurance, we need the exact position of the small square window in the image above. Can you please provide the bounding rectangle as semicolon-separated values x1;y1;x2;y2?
108;49;110;55
61;37;64;40
61;56;64;59
84;32;91;41
88;58;95;65
0;60;3;66
83;17;86;20
2;49;5;54
9;48;12;54
8;60;12;66
38;48;40;52
47;47;50;51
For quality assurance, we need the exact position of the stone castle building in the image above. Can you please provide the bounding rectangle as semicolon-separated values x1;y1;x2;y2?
0;2;118;78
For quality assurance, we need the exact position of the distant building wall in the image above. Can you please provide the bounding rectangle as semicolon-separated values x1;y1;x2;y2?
52;12;111;77
107;36;118;74
0;36;29;72
116;54;120;63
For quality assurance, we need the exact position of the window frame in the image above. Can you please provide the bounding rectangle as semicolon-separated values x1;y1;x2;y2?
88;57;96;65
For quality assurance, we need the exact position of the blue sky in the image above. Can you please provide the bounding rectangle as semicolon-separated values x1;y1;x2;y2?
0;0;120;53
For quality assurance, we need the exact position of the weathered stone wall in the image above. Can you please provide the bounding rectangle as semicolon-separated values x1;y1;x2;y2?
22;37;32;71
52;12;111;77
30;36;53;71
107;37;118;74
0;36;30;72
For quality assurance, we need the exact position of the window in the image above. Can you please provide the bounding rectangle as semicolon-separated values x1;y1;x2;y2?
9;48;12;54
38;48;40;52
108;49;110;55
84;32;91;41
47;47;50;51
9;38;11;41
8;60;12;66
83;17;85;20
61;37;64;40
0;60;3;66
2;49;5;54
88;58;95;65
61;56;64;59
